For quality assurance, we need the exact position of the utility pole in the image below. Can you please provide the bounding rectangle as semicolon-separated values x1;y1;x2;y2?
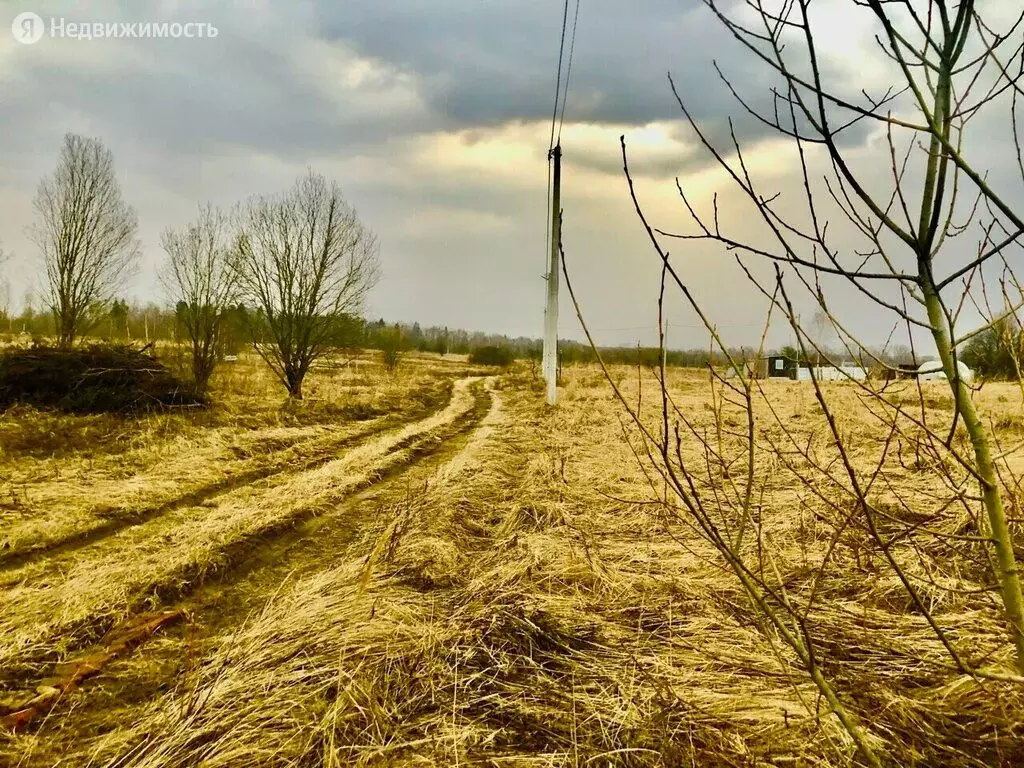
542;144;562;406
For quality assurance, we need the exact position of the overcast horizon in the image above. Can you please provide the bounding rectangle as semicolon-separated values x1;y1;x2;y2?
2;0;1023;352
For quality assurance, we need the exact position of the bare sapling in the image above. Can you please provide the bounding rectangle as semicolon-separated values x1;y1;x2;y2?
563;1;1024;764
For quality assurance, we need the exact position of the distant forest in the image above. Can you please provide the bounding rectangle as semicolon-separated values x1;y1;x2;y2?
0;298;928;370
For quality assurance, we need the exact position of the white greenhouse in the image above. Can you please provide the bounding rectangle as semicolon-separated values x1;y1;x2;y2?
795;364;867;382
917;360;974;384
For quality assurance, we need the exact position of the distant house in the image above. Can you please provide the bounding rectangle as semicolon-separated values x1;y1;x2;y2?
725;355;797;379
725;353;873;382
762;354;798;379
723;355;868;382
897;362;920;379
751;354;867;382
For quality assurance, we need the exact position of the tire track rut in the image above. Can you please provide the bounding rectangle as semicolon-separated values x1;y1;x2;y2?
0;418;399;574
0;378;493;691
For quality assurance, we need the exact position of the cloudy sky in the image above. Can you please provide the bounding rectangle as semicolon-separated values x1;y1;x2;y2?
1;0;1022;350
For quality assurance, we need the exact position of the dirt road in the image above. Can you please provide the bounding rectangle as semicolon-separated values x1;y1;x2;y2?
0;376;499;754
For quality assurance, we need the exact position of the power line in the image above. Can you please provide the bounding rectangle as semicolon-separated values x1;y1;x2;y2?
545;0;581;276
543;1;581;407
583;322;766;332
547;0;570;154
556;0;581;145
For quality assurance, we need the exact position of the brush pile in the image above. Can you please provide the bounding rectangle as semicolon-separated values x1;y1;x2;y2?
0;344;205;414
468;345;515;367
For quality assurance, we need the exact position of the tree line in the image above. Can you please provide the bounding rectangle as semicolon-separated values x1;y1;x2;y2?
2;133;379;399
5;133;1018;402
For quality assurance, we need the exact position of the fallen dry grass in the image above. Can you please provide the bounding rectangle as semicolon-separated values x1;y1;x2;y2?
0;352;470;560
0;375;490;686
50;371;823;768
4;364;1024;767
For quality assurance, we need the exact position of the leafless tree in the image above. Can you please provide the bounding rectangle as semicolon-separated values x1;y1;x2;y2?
810;308;832;361
563;1;1024;765
232;171;379;399
30;133;139;347
160;204;237;396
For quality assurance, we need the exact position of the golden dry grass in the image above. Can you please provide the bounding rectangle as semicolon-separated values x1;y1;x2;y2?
0;352;472;560
0;375;490;683
3;363;1024;767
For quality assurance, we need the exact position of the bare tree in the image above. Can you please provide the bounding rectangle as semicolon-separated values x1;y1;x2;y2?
232;171;379;399
160;204;237;396
30;133;140;347
810;308;832;362
563;1;1024;765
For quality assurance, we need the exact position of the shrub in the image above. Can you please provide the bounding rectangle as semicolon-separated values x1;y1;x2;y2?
379;327;406;373
0;343;206;414
469;345;514;367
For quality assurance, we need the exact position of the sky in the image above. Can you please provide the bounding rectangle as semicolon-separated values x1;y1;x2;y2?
1;0;1022;351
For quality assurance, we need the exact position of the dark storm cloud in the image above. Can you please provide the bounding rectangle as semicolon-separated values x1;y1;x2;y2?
0;26;431;169
1;0;877;183
314;0;779;133
308;0;876;166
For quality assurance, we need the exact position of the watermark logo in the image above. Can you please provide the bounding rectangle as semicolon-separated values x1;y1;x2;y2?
11;11;45;44
9;13;218;43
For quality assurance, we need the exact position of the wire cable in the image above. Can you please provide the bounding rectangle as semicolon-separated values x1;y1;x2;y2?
556;0;580;145
548;0;570;154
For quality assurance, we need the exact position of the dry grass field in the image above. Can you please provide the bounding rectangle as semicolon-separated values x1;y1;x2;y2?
2;358;1024;767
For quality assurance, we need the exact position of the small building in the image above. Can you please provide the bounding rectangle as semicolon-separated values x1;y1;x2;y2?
876;362;924;381
726;356;866;382
897;363;920;378
726;355;799;379
760;354;798;379
730;356;867;382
